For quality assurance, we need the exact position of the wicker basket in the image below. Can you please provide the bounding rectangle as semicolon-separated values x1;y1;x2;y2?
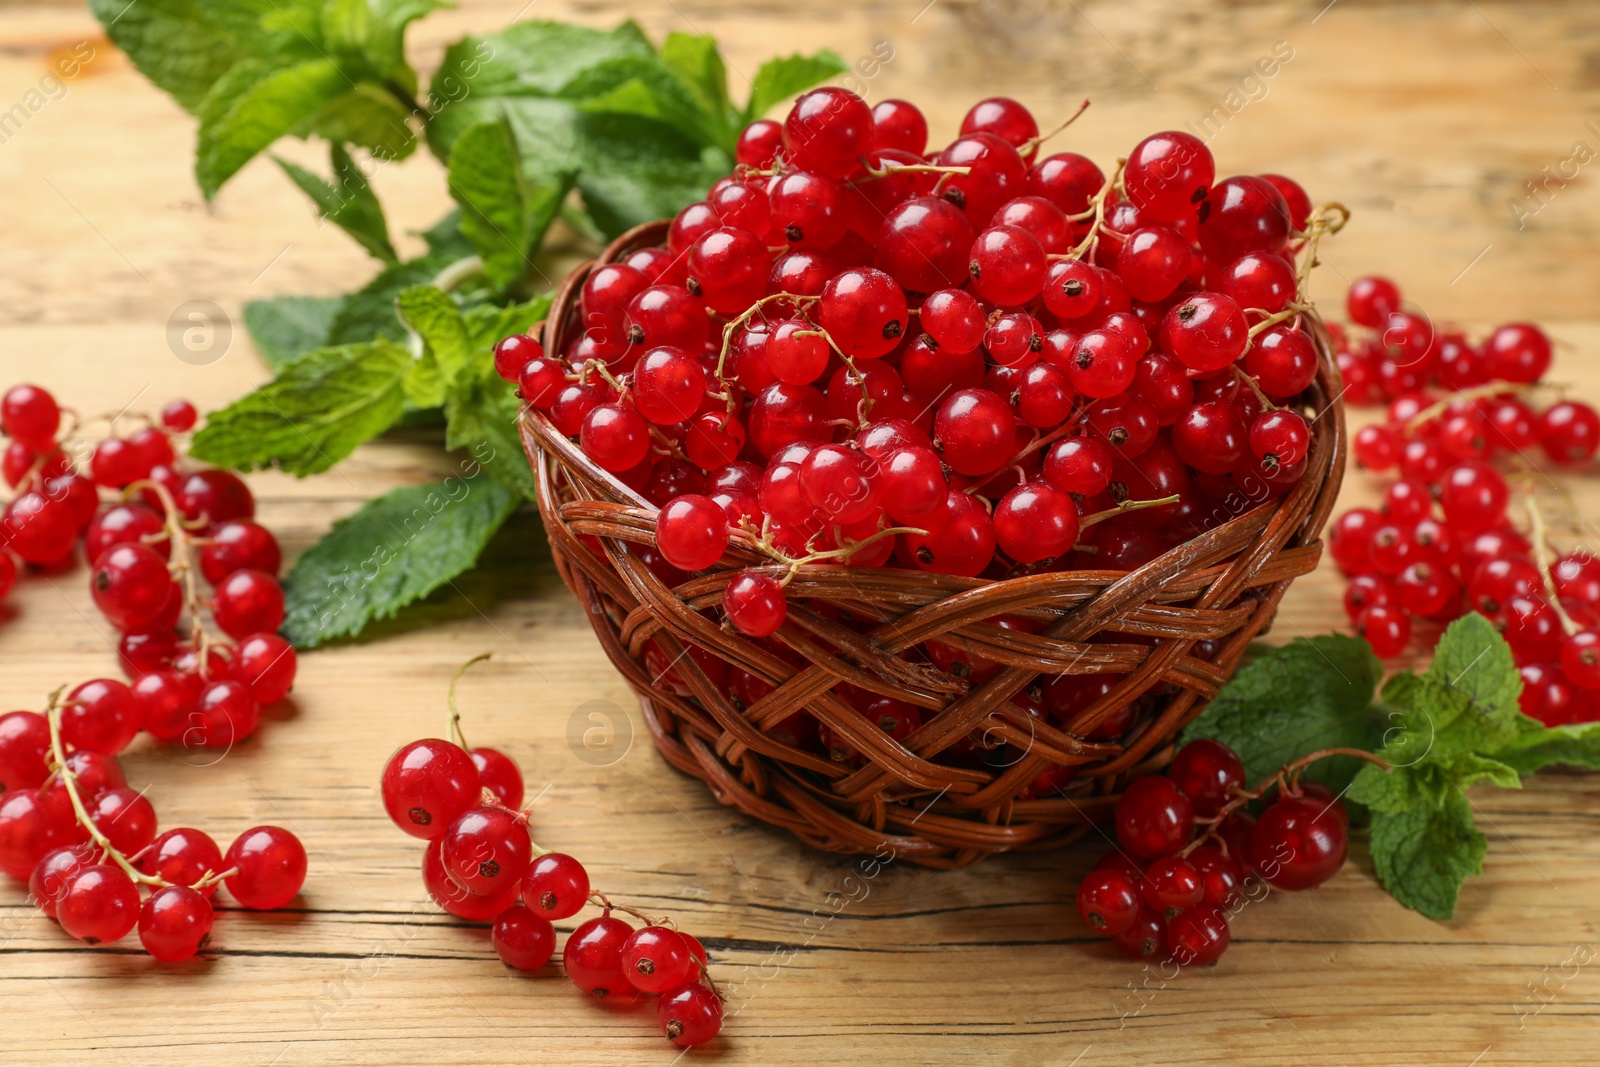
521;222;1347;868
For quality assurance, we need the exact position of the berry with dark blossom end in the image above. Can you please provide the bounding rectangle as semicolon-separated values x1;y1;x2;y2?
1537;401;1600;465
935;132;1029;226
91;543;176;631
1162;293;1249;373
623;925;696;993
919;288;985;352
902;490;994;578
686;227;769;315
1123;131;1214;222
817;268;907;359
1041;258;1101;320
723;571;787;637
968;225;1046;307
58;864;142;945
659;982;724;1047
1076;867;1142;935
139;885;215;961
1142;855;1204;919
380;738;482;839
565;914;635;998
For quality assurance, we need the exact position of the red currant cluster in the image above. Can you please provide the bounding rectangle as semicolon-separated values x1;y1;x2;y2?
1078;738;1358;966
1324;279;1600;724
0;383;297;740
0;686;306;958
380;661;722;1049
500;91;1340;762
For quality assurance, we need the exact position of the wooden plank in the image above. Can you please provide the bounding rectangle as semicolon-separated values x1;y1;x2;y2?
1;1;1599;1063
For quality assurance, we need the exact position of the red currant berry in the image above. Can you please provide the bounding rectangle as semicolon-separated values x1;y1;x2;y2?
934;389;1017;476
1124;131;1214;222
0;710;51;792
1162;293;1249;373
1142;855;1204;919
1041;258;1101;320
1356;603;1410;658
1188;845;1246;909
492;903;556;970
1076;866;1143;935
492;334;542;383
1173;401;1246;474
659;982;723;1048
468;747;523;809
1439;460;1509;534
1248;409;1310;470
685;227;769;315
1245;325;1317;397
518;357;568;409
224;826;306;909
141;827;224;897
735;119;782;167
968;224;1046;306
723;571;787;637
1198;175;1290;262
902;490;995;578
1065;328;1140;398
935;132;1029;225
622;925;695;993
58;864;142;945
1353;423;1401;471
91;543;175;631
624;286;710;353
816;267;907;359
1480;323;1552;384
1250;795;1348;890
1117;226;1190;302
160;399;199;433
381;738;482;839
228;633;297;705
1116;776;1195;860
993;482;1080;563
174;469;255;528
1167;739;1245;818
29;843;97;918
139;884;215;961
565;914;634;997
211;569;285;640
1166;903;1231;966
1538;401;1600;465
783;87;873;178
656;494;729;571
439;805;530;896
1347;275;1400;328
1;384;60;450
198;520;281;584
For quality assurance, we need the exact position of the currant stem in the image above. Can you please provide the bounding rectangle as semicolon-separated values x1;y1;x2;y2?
588;890;674;930
1066;157;1127;260
446;652;493;752
1245;303;1313;340
714;292;816;406
1527;495;1580;636
126;478;214;678
853;161;972;182
1404;381;1537;433
1019;98;1091;158
1289;202;1349;305
1231;366;1283;413
44;689;166;888
1079;494;1180;529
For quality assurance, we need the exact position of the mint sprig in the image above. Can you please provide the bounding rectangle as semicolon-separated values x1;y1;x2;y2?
93;3;845;641
1185;614;1600;919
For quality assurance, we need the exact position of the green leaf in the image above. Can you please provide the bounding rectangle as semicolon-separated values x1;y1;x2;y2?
195;58;350;197
303;84;418;162
321;0;375;62
1179;634;1386;804
1496;720;1600;775
189;339;412;475
395;285;469;407
87;0;324;114
280;473;519;647
1368;791;1488;920
563;56;723;149
446;119;574;291
275;144;397;263
1422;613;1523;749
419;209;475;258
1351;752;1520;815
441;294;549;503
242;295;341;367
741;50;847;122
326;253;453;345
660;32;731;127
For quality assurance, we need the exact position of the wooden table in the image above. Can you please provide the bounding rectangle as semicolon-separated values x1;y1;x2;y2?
3;1;1599;1063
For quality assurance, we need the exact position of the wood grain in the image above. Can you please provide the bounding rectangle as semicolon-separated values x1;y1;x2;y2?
2;1;1600;1064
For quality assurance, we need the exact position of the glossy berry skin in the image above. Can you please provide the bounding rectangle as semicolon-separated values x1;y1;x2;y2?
656;495;730;571
622;926;696;993
920;288;986;352
1117;226;1190;302
1356;603;1410;659
1162;293;1249;373
686;227;769;314
422;839;520;920
799;444;878;523
522;852;590;920
91;543;174;631
1166;903;1230;966
224;826;307;909
198;520;282;584
90;787;158;856
0;710;51;792
877;447;947;522
139;885;215;961
29;844;96;918
230;633;297;705
1188;845;1246;909
492;334;542;383
1112;907;1166;960
624;286;710;353
518;358;568;409
1246;325;1318;398
723;571;787;637
1219;252;1296;315
902;491;994;578
783;87;873;178
659;982;724;1048
174;469;255;528
380;739;482;839
492;904;557;970
141;827;224;897
1439;461;1509;534
1198;175;1291;262
470;747;524;809
993;483;1080;563
735;119;782;167
870;98;928;154
1481;323;1552;384
1116;776;1195;860
57;864;142;945
188;679;261;748
1076;867;1142;935
935;132;1029;226
1172;401;1246;475
580;403;651;472
2;490;77;565
440;806;530;896
1123;131;1214;222
961;96;1039;156
935;389;1017;476
1044;437;1113;496
1561;631;1600;689
1142;856;1205;919
1346;276;1401;328
0;787;76;881
564;914;635;998
818;268;907;359
1537;401;1600;465
968;225;1046;306
1065;329;1140;399
1;385;61;450
1250;796;1348;890
1167;739;1245;817
211;569;285;640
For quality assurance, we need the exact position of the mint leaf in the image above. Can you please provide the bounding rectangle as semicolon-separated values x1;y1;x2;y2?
327;253;455;345
190;339;412;475
419;209;475;258
280;473;519;647
742;50;847;122
1496;720;1600;774
447;119;574;291
660;32;732;130
444;362;539;500
1422;613;1523;751
1179;634;1385;802
1368;791;1487;920
1351;752;1520;814
303;84;418;162
196;58;349;197
243;295;341;367
275;144;398;263
88;0;323;113
564;56;725;149
396;285;469;407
